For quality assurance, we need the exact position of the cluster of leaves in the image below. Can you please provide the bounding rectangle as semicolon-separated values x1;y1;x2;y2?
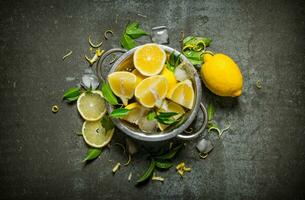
182;36;212;65
166;52;181;72
121;22;149;50
136;143;184;185
147;111;182;125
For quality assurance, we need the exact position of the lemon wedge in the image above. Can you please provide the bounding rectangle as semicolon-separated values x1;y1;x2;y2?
161;67;177;98
108;71;137;105
135;75;168;108
132;69;146;87
133;44;166;76
167;79;194;109
77;90;106;121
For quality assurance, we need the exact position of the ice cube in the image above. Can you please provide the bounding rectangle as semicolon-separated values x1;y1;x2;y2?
151;26;169;44
81;73;100;90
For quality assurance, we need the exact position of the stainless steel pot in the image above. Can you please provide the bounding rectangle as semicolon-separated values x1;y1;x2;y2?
96;45;208;142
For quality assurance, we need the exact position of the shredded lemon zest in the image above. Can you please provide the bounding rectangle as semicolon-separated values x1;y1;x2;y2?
123;154;131;166
203;51;214;56
256;80;262;89
52;105;59;113
85;49;105;65
88;35;103;48
62;51;72;60
104;30;114;40
219;124;231;137
199;153;208;159
112;162;121;173
151;173;165;182
128;172;132;181
183;127;193;134
176;162;191;176
114;142;126;154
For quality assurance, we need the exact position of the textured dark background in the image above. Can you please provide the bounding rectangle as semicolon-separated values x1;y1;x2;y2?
0;0;305;199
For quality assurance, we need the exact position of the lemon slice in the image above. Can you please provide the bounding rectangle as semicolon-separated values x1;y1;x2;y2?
132;69;146;87
133;44;166;76
167;79;195;109
77;90;106;121
122;102;148;125
82;120;114;148
161;67;177;98
108;71;137;105
135;75;168;108
158;100;185;131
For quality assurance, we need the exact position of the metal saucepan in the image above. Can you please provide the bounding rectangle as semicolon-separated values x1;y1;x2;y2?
96;45;208;142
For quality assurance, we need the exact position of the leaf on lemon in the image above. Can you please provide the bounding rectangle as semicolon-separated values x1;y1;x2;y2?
82;148;102;162
110;108;131;118
147;111;157;121
101;83;118;105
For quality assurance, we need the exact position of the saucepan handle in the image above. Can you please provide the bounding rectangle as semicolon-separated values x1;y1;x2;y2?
176;103;208;140
95;48;127;81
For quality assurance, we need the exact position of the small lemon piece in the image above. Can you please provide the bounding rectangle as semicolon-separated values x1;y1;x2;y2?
135;75;168;108
161;67;177;98
167;79;194;109
108;71;137;105
82;120;114;148
77;90;106;121
201;53;243;97
158;100;185;131
133;44;166;76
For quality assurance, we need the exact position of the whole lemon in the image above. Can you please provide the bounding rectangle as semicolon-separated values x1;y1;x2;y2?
201;53;243;97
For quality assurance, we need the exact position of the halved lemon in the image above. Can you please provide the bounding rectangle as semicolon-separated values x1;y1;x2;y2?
123;102;148;125
77;90;106;121
161;67;177;98
133;44;166;76
132;69;146;87
158;100;185;131
82;120;114;148
108;71;137;105
167;79;195;109
135;75;168;108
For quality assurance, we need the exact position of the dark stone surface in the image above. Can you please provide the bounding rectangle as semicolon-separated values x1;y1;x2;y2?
0;0;305;199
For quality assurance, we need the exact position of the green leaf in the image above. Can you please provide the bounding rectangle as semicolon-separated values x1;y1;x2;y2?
154;143;184;160
125;22;149;39
110;108;131;118
82;148;102;162
155;161;173;169
65;95;79;103
147;111;156;121
101;115;114;131
120;33;136;50
183;50;203;65
101;83;118;105
158;112;178;118
207;102;215;121
63;87;80;102
136;160;155;184
167;52;181;72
